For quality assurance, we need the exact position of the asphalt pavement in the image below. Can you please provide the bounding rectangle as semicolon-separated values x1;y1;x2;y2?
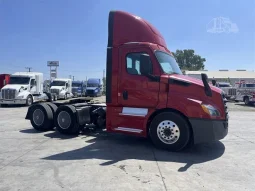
0;99;254;191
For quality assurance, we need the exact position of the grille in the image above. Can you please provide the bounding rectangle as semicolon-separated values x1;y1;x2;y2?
50;89;60;95
1;89;16;99
228;88;237;96
72;88;78;93
86;90;94;95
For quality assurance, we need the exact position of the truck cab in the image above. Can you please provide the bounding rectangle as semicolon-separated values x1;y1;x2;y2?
25;11;228;151
105;11;228;149
85;78;102;97
50;78;73;100
72;81;85;97
0;72;43;106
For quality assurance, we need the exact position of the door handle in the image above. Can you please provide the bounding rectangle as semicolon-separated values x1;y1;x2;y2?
123;90;128;100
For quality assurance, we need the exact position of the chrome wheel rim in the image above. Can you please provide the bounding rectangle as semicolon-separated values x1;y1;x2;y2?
157;120;180;144
33;109;44;126
57;111;71;129
27;97;32;105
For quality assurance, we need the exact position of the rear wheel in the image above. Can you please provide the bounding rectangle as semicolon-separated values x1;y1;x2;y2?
29;103;54;131
55;105;80;135
149;112;190;151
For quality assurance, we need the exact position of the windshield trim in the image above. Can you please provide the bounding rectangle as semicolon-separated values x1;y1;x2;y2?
154;50;183;75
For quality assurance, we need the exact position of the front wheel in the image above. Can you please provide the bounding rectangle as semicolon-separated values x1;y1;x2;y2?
244;97;250;105
149;112;191;151
26;95;33;106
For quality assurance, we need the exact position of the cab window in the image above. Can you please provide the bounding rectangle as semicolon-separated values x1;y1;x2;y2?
126;52;152;75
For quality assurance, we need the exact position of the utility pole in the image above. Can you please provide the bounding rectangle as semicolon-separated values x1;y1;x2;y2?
103;69;105;79
72;76;74;81
25;67;32;72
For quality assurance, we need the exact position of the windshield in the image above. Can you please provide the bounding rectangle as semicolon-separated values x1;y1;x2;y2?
9;77;30;85
155;51;182;75
51;81;66;86
87;83;98;87
72;83;82;88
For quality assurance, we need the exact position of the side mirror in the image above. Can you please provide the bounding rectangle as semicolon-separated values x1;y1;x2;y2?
140;54;152;76
212;79;216;86
201;73;212;97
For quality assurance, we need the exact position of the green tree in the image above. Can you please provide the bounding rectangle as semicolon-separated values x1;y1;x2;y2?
172;49;206;71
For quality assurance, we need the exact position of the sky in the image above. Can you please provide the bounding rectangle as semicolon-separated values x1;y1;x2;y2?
0;0;255;80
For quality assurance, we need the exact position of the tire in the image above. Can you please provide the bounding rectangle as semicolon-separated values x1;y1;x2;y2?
29;103;54;131
244;97;250;105
26;95;33;106
149;112;190;151
45;103;58;118
55;105;80;135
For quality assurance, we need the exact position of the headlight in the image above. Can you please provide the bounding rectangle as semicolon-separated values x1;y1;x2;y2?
201;104;220;117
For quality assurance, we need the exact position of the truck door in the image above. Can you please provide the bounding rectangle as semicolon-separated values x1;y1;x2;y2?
108;46;160;134
118;46;160;108
30;79;37;94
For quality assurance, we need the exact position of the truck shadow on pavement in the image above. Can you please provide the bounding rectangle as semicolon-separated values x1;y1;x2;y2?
20;128;77;139
42;131;225;172
235;103;255;108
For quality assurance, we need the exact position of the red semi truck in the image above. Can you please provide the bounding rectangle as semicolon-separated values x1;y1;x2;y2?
25;11;228;151
0;74;10;90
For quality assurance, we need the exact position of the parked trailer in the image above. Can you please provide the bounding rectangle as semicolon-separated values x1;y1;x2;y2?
25;10;228;151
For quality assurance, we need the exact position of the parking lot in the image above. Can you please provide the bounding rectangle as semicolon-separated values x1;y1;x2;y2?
0;100;254;191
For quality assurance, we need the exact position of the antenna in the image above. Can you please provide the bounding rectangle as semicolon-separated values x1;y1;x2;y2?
25;67;32;72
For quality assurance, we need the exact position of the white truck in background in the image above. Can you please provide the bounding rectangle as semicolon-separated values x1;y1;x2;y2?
0;72;50;106
214;82;236;100
234;82;255;105
50;78;73;100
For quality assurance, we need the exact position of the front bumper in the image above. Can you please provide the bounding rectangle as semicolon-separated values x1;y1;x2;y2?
189;118;228;144
0;99;27;105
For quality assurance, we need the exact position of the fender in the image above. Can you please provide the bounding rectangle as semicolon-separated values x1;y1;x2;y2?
17;91;32;100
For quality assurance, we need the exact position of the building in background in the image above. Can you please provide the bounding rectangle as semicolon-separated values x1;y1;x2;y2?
185;70;255;85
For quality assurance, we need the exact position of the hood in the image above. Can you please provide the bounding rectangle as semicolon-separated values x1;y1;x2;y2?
50;86;64;90
86;87;98;90
1;84;29;91
169;74;222;94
